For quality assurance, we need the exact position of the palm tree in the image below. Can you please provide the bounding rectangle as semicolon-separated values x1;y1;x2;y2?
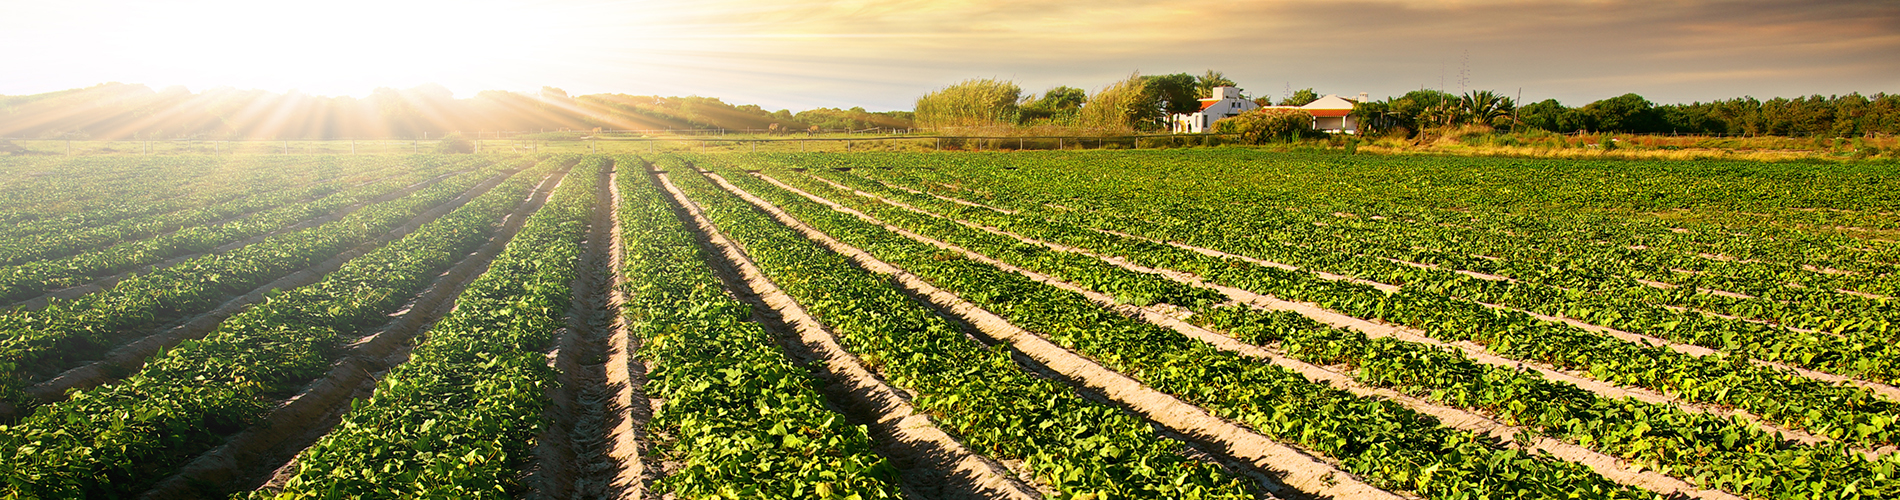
1460;90;1516;126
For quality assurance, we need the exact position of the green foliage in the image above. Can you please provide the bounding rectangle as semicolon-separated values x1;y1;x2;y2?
433;133;474;154
1215;108;1316;144
264;156;594;498
672;155;1252;498
1194;70;1238;99
1580;93;1659;133
793;107;913;131
0;157;550;498
914;78;1023;129
0;159;493;412
1143;73;1200;117
734;157;1648;499
768;150;1900;499
1020;86;1089;125
1278;88;1320;107
621;156;900;498
1079;73;1161;131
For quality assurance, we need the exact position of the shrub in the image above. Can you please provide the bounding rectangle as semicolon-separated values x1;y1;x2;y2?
1215;108;1315;144
915;79;1022;129
433;133;474;154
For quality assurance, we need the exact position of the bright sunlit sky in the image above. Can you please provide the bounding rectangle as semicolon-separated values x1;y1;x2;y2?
4;0;1896;111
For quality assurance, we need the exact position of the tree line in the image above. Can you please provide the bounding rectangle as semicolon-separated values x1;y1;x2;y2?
916;73;1900;138
1356;90;1900;137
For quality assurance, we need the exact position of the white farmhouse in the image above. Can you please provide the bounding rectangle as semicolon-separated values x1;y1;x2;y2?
1171;86;1258;133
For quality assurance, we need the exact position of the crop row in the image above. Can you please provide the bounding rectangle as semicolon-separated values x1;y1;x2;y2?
0;157;560;498
0;162;502;412
721;159;1648;499
0;156;406;266
0;164;456;305
0;156;343;234
615;158;899;497
664;159;1254;499
262;156;597;498
863;153;1899;341
708;158;1639;498
799;164;1900;498
790;157;1900;499
847;152;1898;335
1034;191;1900;384
815;161;1900;451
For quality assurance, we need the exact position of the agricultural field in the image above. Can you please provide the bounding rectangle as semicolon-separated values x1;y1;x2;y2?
0;150;1895;499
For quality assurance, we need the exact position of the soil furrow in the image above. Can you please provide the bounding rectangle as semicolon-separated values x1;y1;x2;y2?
600;164;653;499
536;161;646;500
140;168;564;499
658;171;1041;500
710;171;1397;500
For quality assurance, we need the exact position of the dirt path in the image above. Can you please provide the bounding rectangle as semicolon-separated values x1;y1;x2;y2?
599;164;653;498
16;171;518;416
139;169;565;499
717;172;1398;500
531;163;647;500
763;173;1744;499
658;171;1041;500
529;170;587;499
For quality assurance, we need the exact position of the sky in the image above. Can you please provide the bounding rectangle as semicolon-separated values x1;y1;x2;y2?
3;0;1896;111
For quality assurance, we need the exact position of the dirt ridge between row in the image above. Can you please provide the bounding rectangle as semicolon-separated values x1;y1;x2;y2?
19;170;519;413
659;171;1041;500
714;171;1398;500
139;168;565;499
780;173;1740;499
530;162;648;500
598;164;652;499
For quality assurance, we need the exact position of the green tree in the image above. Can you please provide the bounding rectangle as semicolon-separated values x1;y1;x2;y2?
1459;90;1516;127
914;79;1023;128
1518;99;1582;132
1143;73;1200;117
1195;70;1238;99
1020;86;1089;124
1278;88;1320;106
1580;93;1659;132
